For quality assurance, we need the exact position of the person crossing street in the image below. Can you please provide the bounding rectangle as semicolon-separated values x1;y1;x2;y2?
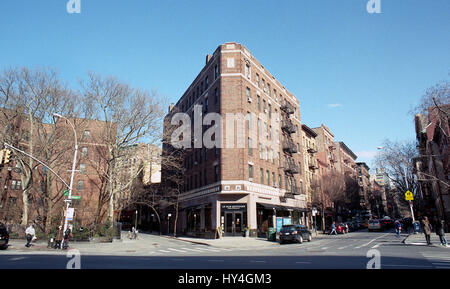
330;222;337;235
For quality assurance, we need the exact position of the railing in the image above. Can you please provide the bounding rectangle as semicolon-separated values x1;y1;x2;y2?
281;117;296;134
280;100;295;114
284;160;299;174
282;139;298;154
307;146;317;154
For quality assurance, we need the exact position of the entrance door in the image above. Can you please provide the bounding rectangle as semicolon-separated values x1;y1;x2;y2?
224;212;244;236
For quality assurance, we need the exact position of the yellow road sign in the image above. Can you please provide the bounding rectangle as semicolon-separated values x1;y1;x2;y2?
405;190;414;201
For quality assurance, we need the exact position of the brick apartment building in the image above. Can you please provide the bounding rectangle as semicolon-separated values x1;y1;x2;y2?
162;42;309;238
356;162;371;212
0;107;112;229
415;104;450;230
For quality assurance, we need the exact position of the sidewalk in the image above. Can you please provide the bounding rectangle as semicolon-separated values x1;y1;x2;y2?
402;232;449;248
172;236;280;248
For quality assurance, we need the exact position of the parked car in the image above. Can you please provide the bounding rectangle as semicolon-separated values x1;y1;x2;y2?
368;219;384;232
381;217;394;229
0;223;9;250
337;223;348;234
279;225;312;244
345;222;356;232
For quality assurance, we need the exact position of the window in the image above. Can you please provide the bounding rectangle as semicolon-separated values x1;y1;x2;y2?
200;81;204;94
83;130;90;139
266;170;270;186
257;95;261;111
256;74;260;87
279;174;282;189
259;143;263;159
268;84;271;96
269;104;272;118
204;97;208;112
249;164;254;179
260;168;264;184
215;64;219;79
263;100;266;112
246;87;250;99
205;76;209;89
76;180;84;191
248;138;253;155
80;164;86;173
245;63;250;78
272;172;276;186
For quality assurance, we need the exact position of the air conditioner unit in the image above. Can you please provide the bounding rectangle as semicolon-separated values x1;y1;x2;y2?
224;185;231;191
247;97;252;103
247;74;251;79
263;88;267;92
249;178;253;182
236;185;242;190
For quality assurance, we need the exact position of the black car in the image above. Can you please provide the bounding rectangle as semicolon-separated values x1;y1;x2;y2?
279;225;312;244
0;223;9;250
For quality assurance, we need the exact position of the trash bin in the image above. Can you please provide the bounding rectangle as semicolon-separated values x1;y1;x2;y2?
413;221;420;233
267;227;276;242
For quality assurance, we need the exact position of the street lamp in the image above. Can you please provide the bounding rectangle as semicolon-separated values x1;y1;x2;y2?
53;113;78;247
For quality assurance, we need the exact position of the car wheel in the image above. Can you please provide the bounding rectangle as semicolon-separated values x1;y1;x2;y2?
298;236;303;244
307;234;312;242
280;240;284;245
0;244;7;250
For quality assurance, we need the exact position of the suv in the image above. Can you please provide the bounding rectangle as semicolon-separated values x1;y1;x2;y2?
0;223;9;250
368;219;383;232
279;225;312;244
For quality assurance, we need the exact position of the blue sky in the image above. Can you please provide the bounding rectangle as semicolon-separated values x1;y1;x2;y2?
1;0;449;168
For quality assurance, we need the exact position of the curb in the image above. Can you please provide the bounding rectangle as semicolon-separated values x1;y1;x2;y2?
158;235;211;246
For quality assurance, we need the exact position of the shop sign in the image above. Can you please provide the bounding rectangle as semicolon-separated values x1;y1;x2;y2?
221;203;247;211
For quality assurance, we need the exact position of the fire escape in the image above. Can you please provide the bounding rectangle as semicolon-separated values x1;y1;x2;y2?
280;100;299;200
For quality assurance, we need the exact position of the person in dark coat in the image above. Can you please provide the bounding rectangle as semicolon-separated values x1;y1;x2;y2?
421;216;432;245
435;219;448;247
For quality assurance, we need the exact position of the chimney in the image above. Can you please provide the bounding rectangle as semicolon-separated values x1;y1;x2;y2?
168;103;174;113
206;54;212;65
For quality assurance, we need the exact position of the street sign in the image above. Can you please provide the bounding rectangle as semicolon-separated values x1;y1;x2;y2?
63;189;69;196
66;208;74;221
405;190;414;201
70;196;81;200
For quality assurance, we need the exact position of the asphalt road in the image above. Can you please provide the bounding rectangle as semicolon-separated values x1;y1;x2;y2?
1;230;449;269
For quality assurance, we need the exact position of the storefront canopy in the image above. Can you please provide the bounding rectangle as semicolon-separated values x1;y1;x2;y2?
257;203;308;212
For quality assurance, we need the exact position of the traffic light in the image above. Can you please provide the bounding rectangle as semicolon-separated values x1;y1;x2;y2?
0;149;4;164
3;149;11;164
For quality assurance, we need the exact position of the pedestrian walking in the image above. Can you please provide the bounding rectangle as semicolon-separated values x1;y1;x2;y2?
421;216;432;245
395;221;402;238
330;222;337;235
435;219;448;247
25;224;35;247
62;227;72;250
55;226;63;249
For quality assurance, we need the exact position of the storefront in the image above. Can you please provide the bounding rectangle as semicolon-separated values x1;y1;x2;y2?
220;203;247;236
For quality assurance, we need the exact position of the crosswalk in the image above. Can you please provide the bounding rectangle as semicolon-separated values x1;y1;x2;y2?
146;246;250;255
421;252;450;269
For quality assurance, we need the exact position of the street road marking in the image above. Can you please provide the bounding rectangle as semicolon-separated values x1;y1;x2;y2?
371;244;381;249
167;248;187;253
182;247;202;252
321;247;328;250
158;250;171;253
355;233;390;249
250;260;266;263
9;257;27;261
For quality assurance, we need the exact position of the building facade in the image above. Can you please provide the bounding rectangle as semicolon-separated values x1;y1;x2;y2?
162;42;309;238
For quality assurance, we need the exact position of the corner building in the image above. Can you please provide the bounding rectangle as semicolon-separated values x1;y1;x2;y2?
163;42;308;238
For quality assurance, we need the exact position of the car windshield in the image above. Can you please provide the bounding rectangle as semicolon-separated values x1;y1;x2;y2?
369;220;379;224
280;225;296;232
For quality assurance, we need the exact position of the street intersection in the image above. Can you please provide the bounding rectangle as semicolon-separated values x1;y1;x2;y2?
1;230;449;269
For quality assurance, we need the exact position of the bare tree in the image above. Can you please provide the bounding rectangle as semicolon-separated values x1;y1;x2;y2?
0;67;78;232
79;73;164;226
374;139;419;212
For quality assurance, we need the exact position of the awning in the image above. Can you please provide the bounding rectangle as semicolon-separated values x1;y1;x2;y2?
257;203;307;212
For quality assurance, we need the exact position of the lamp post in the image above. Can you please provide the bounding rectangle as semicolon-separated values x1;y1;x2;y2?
54;113;78;247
